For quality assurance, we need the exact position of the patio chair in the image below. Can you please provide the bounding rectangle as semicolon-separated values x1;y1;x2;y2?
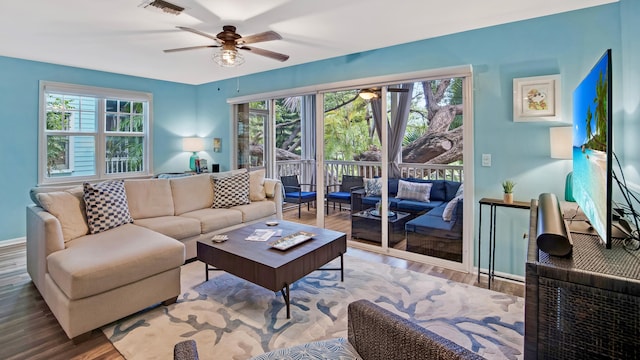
326;175;364;215
281;175;317;218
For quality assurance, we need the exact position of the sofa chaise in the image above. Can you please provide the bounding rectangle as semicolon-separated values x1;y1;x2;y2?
26;170;282;340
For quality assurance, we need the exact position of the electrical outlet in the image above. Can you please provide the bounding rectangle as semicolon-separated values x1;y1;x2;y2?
482;154;492;167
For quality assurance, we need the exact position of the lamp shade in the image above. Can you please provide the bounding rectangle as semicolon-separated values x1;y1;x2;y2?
550;127;572;159
182;137;204;152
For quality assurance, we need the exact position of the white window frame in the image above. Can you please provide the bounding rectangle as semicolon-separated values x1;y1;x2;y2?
38;81;153;185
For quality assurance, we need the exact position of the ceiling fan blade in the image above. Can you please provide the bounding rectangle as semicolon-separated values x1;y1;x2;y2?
388;87;409;92
237;31;282;45
238;46;289;62
163;45;219;53
176;26;221;43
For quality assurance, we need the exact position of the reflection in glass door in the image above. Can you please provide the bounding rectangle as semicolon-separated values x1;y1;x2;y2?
235;101;268;170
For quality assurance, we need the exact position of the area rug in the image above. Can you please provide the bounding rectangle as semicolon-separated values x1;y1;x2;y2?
102;255;524;360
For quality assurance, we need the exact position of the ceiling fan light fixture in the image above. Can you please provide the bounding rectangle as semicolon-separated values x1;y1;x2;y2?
359;89;378;100
213;48;244;67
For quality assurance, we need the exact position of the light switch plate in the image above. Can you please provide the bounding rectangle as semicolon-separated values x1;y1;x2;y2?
482;153;492;167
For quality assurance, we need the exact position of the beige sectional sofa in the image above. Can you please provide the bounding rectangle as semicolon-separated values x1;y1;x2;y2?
26;170;282;340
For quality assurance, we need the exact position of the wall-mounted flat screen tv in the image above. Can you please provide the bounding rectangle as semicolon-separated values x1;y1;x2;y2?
572;49;613;248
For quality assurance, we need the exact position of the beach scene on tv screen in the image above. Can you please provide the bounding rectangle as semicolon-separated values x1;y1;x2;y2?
572;53;609;240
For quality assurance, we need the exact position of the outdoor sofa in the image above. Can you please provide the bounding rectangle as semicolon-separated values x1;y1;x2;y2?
351;178;464;259
26;170;282;340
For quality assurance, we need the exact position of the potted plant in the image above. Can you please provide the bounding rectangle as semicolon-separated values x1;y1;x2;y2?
502;180;516;204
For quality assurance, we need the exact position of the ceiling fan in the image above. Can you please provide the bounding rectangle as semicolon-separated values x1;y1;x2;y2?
164;25;289;67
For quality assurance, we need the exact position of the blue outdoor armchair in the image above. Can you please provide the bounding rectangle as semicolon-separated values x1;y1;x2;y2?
281;175;317;218
326;175;364;215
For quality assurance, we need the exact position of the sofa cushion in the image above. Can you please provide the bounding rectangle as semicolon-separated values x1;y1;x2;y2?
364;178;383;197
170;174;214;215
134;216;201;240
232;201;277;222
249;169;266;201
35;187;88;243
212;171;250;208
125;179;174;219
388;178;400;195
83;180;133;234
405;213;456;233
180;208;243;233
47;224;185;300
396;180;432;202
445;181;462;201
397;200;443;213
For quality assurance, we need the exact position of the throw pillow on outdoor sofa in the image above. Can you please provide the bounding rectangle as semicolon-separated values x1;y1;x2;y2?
364;178;383;197
442;195;463;222
396;179;432;202
83;180;134;234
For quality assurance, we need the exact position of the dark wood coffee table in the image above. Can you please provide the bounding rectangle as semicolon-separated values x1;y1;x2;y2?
351;208;412;247
196;220;347;318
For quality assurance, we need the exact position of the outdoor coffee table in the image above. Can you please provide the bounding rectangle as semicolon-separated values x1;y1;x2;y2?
196;220;347;318
351;208;412;247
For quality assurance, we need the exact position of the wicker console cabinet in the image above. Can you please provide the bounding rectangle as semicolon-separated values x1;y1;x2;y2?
525;201;640;359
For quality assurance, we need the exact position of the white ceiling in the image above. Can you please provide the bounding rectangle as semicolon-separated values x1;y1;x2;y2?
0;0;616;85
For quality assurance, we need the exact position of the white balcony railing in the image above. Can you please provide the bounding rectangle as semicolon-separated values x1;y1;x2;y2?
275;160;463;189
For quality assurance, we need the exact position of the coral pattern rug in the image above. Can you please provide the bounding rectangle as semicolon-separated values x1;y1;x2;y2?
103;255;524;359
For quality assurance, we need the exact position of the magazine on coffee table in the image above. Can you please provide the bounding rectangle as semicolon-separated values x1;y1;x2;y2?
246;229;277;241
270;231;314;250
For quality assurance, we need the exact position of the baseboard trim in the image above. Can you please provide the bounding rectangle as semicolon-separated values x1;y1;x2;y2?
475;267;525;283
0;237;26;248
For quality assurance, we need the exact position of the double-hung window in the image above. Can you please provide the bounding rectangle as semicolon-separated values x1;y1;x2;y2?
39;81;152;184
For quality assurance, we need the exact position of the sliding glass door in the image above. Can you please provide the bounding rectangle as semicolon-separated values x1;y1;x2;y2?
321;78;466;266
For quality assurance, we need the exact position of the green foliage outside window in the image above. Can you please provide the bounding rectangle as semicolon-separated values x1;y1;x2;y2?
46;96;72;176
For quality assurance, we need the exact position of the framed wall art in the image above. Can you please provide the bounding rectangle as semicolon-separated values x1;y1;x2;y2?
513;74;561;122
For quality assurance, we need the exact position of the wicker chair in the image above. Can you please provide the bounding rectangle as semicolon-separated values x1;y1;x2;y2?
281;175;317;218
174;340;199;360
326;175;364;215
251;299;485;360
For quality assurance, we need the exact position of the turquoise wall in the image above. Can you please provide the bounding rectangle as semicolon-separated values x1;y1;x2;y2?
1;2;636;278
0;57;197;240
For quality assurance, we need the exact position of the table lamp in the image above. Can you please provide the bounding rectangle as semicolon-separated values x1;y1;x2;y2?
182;137;204;171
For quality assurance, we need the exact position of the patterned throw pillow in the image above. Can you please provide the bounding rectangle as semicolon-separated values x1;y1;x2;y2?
395;180;432;202
83;180;133;234
364;178;383;197
443;195;462;222
212;171;250;208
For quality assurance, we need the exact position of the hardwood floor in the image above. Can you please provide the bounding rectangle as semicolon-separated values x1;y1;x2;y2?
1;207;523;359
